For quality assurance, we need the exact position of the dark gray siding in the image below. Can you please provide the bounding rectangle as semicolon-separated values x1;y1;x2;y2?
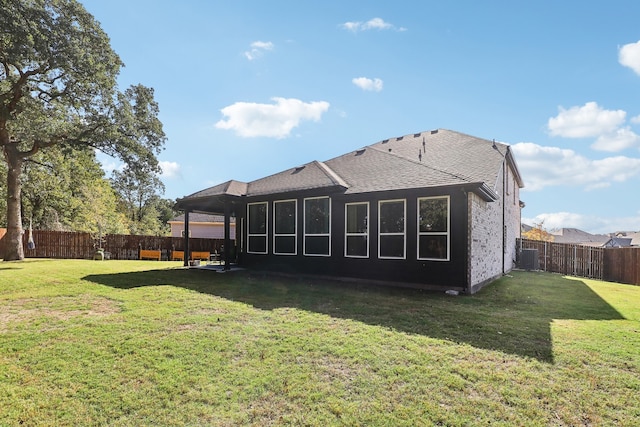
237;186;470;291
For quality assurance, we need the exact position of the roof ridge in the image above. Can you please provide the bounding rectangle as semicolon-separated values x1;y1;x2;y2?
313;160;349;189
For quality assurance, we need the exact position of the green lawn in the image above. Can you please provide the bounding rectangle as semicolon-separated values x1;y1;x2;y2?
1;259;639;426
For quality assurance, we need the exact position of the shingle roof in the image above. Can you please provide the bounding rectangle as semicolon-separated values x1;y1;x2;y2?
550;228;609;245
177;129;523;207
247;160;348;197
183;180;248;199
366;129;512;188
325;145;473;194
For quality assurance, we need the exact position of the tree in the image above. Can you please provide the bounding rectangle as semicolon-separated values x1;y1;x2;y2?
0;0;166;260
72;179;128;236
522;220;555;242
21;146;129;233
111;165;167;235
21;146;93;230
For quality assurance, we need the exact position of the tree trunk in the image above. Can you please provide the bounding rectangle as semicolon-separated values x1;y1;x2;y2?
3;144;24;261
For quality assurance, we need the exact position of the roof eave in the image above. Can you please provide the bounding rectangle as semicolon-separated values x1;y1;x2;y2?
473;183;499;202
506;147;525;188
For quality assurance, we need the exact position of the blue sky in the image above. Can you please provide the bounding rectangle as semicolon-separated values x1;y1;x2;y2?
82;0;640;234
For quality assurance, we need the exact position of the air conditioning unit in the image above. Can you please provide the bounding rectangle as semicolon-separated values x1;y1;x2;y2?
520;249;539;270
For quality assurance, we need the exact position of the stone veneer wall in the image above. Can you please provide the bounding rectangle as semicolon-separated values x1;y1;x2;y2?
467;162;521;293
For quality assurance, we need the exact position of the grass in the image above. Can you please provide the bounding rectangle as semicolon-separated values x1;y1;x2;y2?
0;259;639;426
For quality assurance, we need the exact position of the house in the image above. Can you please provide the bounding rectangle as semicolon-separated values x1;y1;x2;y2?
613;231;640;247
549;228;609;245
602;237;633;248
175;129;525;294
168;213;236;239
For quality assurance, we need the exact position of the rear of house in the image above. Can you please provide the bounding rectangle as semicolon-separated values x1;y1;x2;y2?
176;129;524;293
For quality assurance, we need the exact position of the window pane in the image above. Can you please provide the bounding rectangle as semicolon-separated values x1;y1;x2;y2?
305;198;329;234
346;235;368;257
419;235;448;259
305;236;329;255
419;198;448;232
248;236;266;253
248;203;266;234
380;235;404;258
275;201;296;234
275;236;296;254
380;201;404;233
346;204;368;233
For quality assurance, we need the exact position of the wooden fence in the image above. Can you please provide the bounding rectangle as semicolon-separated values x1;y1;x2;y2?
603;247;640;286
518;238;640;286
0;228;225;261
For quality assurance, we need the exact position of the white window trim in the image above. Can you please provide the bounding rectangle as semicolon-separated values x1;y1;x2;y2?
247;201;268;254
417;196;450;261
345;202;369;258
273;199;297;256
378;199;406;260
303;196;331;257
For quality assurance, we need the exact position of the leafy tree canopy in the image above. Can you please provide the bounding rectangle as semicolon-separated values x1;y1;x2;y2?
1;0;166;260
522;220;555;242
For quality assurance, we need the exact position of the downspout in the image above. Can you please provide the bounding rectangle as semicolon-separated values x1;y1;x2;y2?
502;154;506;275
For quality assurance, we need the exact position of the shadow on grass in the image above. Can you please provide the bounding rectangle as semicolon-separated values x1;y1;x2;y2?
83;268;624;363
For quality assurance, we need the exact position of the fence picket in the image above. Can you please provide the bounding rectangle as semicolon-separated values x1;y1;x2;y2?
518;238;638;286
0;229;226;261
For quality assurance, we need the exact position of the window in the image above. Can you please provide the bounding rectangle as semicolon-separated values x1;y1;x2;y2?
180;230;191;238
247;202;268;254
274;200;297;255
345;202;369;258
379;199;405;259
418;196;449;261
304;197;331;256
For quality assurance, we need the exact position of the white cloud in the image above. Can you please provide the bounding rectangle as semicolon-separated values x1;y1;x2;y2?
341;17;405;32
244;40;274;60
159;161;181;178
362;17;392;31
215;97;330;138
547;101;640;152
522;212;593;231
511;142;640;191
522;212;640;234
592;127;640;152
548;102;626;138
352;77;383;92
619;40;640;75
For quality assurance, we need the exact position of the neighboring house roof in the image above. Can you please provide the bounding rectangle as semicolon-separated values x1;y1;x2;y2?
611;231;640;246
602;237;633;248
629;232;640;246
177;129;524;212
521;223;533;233
168;213;235;224
550;228;609;245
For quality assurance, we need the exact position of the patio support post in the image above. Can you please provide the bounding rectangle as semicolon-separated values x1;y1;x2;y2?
224;204;231;271
183;210;190;267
